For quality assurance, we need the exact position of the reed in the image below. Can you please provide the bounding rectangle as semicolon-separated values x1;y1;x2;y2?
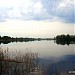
0;47;43;75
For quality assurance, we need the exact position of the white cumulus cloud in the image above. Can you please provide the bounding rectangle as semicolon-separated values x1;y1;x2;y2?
0;0;74;23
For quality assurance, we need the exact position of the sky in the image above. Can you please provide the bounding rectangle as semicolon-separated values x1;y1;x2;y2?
0;0;75;38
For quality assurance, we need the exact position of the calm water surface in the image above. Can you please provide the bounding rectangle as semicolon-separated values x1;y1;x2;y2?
0;40;74;58
0;40;75;75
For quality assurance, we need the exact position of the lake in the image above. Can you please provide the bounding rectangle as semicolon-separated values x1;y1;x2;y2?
0;40;75;75
0;40;74;58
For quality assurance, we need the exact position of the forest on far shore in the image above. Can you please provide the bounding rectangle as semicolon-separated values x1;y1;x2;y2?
0;34;75;45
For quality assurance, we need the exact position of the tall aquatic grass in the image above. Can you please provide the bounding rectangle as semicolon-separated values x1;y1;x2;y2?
0;48;43;75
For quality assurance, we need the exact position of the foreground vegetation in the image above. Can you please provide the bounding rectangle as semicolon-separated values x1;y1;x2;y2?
0;48;43;75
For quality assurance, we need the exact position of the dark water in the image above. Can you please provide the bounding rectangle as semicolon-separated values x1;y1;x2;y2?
0;40;75;75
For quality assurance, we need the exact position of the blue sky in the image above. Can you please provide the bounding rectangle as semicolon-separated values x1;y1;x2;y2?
0;0;74;37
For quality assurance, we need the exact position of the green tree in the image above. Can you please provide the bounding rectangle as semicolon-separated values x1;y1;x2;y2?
2;36;11;40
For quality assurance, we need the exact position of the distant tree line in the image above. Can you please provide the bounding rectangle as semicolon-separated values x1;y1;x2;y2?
0;36;35;44
55;34;75;45
0;36;44;44
0;34;75;45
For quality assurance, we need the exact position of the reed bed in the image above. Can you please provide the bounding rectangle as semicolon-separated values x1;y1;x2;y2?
0;48;43;75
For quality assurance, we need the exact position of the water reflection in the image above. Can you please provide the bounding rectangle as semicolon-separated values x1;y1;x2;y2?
0;40;75;75
0;41;74;58
0;48;75;75
0;40;31;44
55;40;75;45
40;55;75;75
0;40;75;46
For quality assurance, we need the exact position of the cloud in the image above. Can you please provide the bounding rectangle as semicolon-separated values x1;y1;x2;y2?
0;0;74;23
41;0;75;23
55;0;75;23
0;8;9;22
